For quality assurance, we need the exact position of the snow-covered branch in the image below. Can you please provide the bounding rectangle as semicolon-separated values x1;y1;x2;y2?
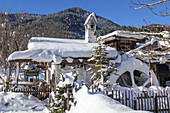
130;0;170;16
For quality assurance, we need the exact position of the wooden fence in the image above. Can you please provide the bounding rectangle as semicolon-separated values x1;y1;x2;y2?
90;87;170;113
10;88;51;100
6;85;170;113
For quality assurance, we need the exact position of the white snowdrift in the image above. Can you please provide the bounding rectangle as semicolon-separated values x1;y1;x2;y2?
0;92;48;112
109;58;159;87
68;86;150;113
57;72;75;87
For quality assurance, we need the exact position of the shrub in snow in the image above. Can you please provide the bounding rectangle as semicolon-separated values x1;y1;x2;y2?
50;71;78;113
86;37;117;91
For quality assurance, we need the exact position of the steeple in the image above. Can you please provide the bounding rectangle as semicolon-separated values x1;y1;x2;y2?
84;13;97;43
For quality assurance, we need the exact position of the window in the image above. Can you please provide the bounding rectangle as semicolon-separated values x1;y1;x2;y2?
90;24;94;29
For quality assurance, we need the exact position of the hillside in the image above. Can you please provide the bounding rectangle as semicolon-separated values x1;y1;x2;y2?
1;7;120;39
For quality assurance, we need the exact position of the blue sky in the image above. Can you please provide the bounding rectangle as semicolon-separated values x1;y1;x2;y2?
0;0;169;27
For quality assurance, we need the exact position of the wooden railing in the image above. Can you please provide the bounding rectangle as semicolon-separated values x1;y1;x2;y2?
6;85;170;113
90;86;170;113
10;88;51;100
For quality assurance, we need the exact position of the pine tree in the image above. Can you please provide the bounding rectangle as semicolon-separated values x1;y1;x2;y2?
87;37;116;91
50;72;78;113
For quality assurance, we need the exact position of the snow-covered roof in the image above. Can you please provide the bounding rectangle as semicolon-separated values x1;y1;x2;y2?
157;40;170;48
8;37;118;64
84;13;97;25
100;30;170;42
126;38;157;55
126;38;170;63
100;30;149;42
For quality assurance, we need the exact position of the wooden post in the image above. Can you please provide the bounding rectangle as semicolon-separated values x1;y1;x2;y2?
160;91;164;113
141;93;143;110
147;89;149;111
44;62;47;81
134;100;137;110
138;89;141;110
149;59;152;86
45;69;47;81
16;62;20;88
56;64;61;83
154;93;158;113
64;88;67;111
158;91;161;112
122;93;124;105
47;69;51;84
119;89;121;102
111;89;114;99
116;89;118;100
150;90;153;111
125;89;127;106
67;87;70;110
106;91;109;96
166;91;170;113
7;62;12;82
144;92;147;111
128;90;130;107
163;89;167;112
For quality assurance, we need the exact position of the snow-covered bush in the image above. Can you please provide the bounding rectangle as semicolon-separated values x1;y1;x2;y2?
50;71;78;113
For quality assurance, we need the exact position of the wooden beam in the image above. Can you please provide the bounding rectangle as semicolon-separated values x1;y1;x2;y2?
8;59;32;63
16;62;21;88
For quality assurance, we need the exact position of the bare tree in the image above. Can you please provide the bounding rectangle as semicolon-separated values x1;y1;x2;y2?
130;0;170;16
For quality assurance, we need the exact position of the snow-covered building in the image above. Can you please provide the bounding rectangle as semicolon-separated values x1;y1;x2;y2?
7;13;120;88
8;37;119;82
100;30;170;87
100;30;148;54
7;13;161;89
126;34;170;87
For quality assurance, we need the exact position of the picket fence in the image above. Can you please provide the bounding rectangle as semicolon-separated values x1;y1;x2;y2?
6;86;170;113
90;86;170;113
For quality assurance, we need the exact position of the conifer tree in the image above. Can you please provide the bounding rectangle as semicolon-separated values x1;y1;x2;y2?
87;37;116;91
50;71;78;113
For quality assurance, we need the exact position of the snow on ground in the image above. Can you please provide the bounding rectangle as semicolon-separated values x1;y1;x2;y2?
68;86;151;113
0;92;48;113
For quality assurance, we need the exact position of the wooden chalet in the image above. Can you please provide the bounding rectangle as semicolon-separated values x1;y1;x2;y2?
100;30;148;54
126;32;170;87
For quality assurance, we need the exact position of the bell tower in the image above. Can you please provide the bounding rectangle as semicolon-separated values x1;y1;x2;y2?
84;13;97;43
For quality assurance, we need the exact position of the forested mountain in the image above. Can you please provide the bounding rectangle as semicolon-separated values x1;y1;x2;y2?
1;7;120;39
1;7;169;39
